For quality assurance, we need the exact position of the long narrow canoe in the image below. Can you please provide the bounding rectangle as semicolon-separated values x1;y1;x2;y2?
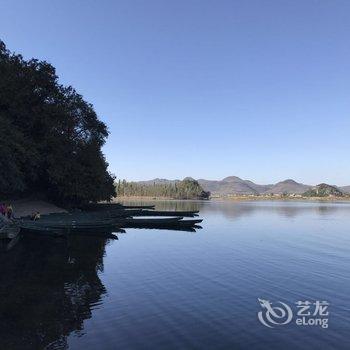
118;205;155;210
20;224;124;236
0;224;20;240
0;235;20;251
16;204;203;236
118;217;203;228
32;208;198;220
82;203;156;211
132;210;199;217
42;209;144;218
19;220;121;232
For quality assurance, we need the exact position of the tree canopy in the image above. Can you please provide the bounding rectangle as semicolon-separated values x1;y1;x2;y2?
0;40;115;204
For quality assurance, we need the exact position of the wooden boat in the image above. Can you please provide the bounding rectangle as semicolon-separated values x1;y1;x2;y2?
31;206;198;220
19;225;65;236
0;223;20;240
132;210;199;217
132;225;202;232
49;209;143;217
118;205;155;210
118;217;203;228
73;209;198;218
16;203;203;236
0;234;20;251
20;223;124;237
81;203;156;211
18;214;118;227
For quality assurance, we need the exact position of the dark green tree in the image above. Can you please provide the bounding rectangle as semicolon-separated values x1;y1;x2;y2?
0;40;115;204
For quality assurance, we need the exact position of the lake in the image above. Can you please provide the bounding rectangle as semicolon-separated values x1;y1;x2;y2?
1;200;350;349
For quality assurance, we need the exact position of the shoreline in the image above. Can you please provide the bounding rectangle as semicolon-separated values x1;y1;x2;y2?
114;196;208;201
212;195;350;202
115;195;350;202
2;198;66;217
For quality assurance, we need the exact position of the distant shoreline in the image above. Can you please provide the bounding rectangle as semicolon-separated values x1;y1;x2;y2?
211;195;350;202
114;196;208;201
115;195;350;202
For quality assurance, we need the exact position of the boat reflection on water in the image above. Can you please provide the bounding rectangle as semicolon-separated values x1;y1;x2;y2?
0;235;109;350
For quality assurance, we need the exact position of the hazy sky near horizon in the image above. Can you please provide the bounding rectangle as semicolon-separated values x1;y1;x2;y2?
1;0;350;185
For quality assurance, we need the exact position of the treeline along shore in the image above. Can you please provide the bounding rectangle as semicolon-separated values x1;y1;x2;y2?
116;178;210;200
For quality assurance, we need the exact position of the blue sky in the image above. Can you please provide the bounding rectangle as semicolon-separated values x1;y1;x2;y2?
1;0;350;185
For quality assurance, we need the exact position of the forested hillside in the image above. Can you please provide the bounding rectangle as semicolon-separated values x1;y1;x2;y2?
116;178;210;200
0;40;115;204
303;184;344;197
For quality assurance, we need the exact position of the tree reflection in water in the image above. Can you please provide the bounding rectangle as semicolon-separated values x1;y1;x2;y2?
0;235;111;350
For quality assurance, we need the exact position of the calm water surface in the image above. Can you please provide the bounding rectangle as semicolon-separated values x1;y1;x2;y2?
1;200;350;349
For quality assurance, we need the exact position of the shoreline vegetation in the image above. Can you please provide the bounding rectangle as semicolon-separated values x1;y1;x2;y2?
115;178;210;200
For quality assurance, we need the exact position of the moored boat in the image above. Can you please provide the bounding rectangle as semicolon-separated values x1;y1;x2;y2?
0;225;20;240
118;217;203;228
13;203;203;237
0;215;20;240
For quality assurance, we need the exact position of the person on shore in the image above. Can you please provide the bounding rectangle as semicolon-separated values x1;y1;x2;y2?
0;203;6;216
31;211;41;221
6;204;13;219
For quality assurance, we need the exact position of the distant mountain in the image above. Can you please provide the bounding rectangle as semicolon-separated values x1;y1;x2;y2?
138;178;180;186
241;180;273;194
197;176;270;195
340;186;350;194
303;183;344;197
127;176;348;197
262;179;311;195
198;177;311;196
